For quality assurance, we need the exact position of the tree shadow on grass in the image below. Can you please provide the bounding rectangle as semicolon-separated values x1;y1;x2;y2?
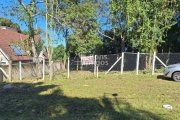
0;82;166;120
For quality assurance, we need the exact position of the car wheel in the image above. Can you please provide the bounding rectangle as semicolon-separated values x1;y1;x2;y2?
172;72;180;82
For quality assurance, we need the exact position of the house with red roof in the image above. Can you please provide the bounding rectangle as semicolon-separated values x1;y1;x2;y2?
0;26;48;65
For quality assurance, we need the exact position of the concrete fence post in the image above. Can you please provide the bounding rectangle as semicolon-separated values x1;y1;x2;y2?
8;60;12;81
19;61;22;80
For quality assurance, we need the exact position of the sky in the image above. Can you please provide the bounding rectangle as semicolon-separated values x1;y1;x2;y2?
0;0;66;47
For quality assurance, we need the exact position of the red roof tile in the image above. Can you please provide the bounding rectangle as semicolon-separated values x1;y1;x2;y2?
0;28;40;61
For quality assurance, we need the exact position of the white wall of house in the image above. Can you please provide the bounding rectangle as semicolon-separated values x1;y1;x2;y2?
0;50;9;82
37;51;45;62
0;51;8;65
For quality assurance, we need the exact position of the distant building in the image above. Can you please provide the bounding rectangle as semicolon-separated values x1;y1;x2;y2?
0;26;48;65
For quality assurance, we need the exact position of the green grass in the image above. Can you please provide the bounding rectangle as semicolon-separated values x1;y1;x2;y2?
0;71;180;120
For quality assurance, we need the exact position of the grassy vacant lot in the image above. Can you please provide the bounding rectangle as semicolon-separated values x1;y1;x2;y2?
0;71;180;120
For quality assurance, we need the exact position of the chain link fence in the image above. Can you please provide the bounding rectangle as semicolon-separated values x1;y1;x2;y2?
1;52;180;81
97;54;121;72
69;54;122;73
69;52;180;75
69;56;94;71
154;53;180;74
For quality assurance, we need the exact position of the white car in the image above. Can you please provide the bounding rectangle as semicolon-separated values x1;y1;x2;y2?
164;63;180;81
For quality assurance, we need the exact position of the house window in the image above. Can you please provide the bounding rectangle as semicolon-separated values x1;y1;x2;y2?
9;45;26;56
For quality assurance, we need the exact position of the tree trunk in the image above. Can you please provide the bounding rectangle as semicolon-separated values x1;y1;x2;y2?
29;15;41;79
148;53;152;69
48;52;53;80
121;34;125;52
76;59;79;70
49;61;53;80
18;0;42;79
63;60;66;69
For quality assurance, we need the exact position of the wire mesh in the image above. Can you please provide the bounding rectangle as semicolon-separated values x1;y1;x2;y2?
139;53;153;70
155;53;180;73
69;54;122;73
97;54;121;72
69;52;180;75
156;53;180;66
123;52;137;71
69;56;94;71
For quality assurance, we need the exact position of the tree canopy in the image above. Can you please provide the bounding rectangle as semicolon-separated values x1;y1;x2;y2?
1;0;180;56
0;18;21;32
52;44;66;60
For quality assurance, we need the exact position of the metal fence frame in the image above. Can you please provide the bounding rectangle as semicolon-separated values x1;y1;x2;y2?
1;52;179;81
69;52;180;76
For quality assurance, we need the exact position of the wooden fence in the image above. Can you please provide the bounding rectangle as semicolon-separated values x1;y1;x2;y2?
0;60;66;81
